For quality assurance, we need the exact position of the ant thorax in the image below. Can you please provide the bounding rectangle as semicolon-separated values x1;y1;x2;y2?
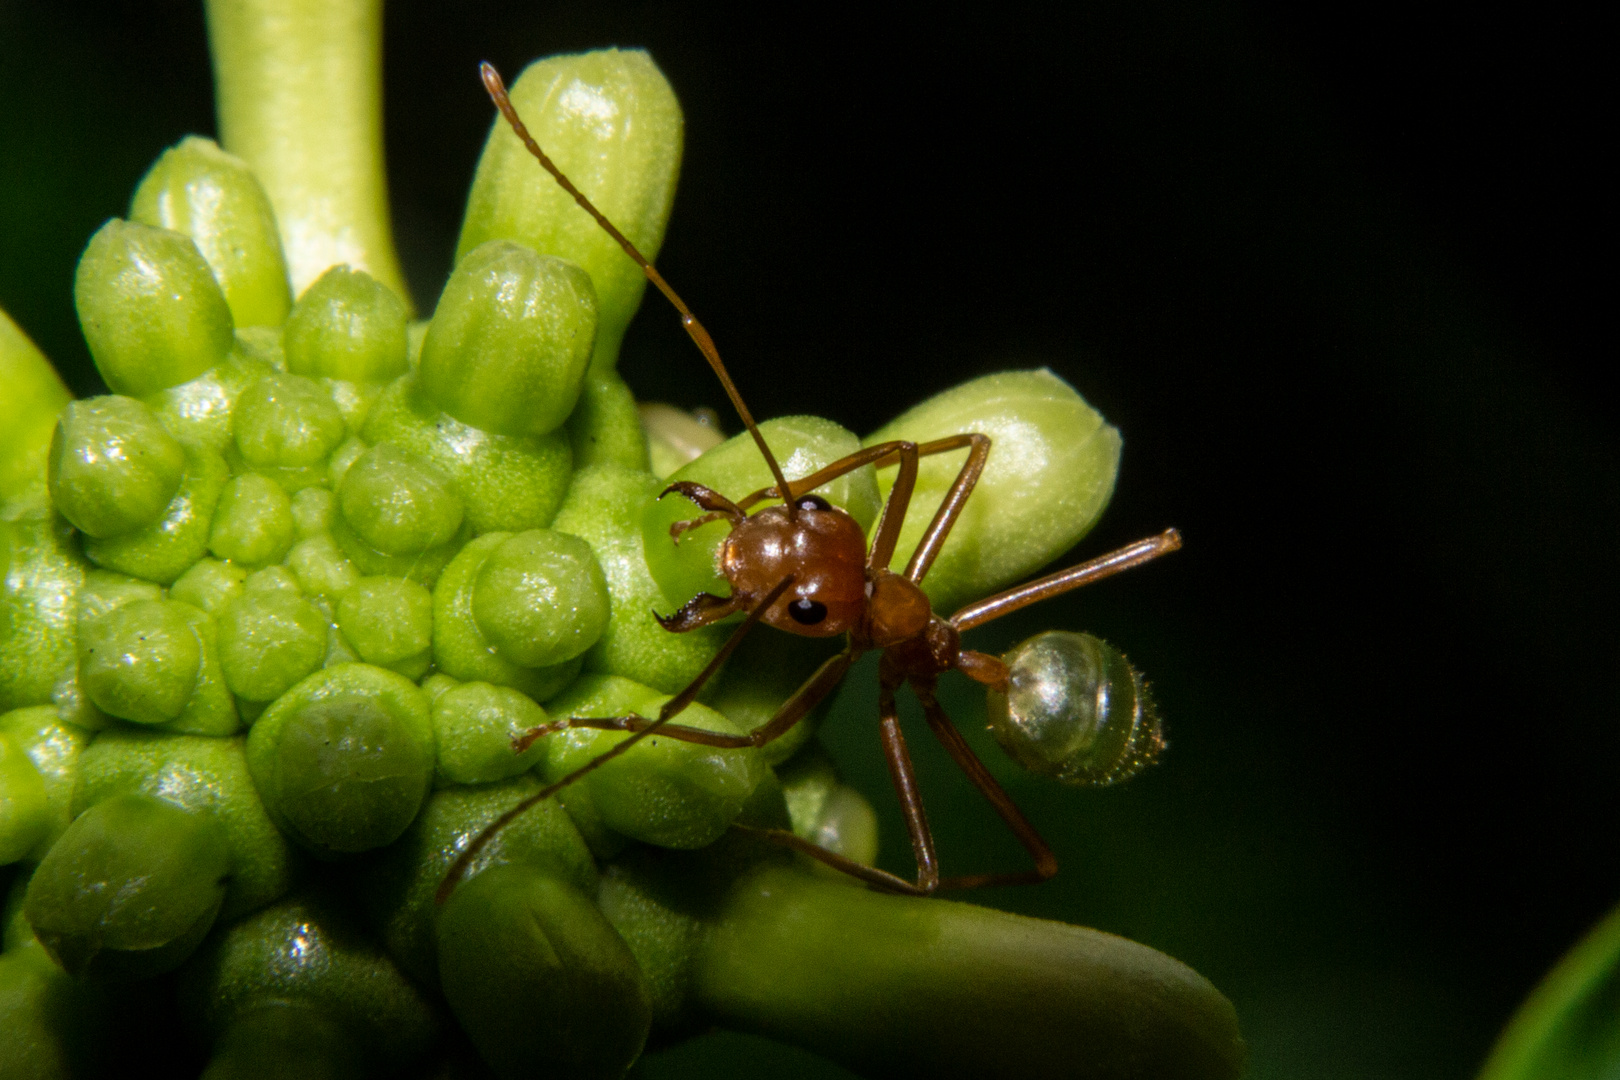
718;496;866;637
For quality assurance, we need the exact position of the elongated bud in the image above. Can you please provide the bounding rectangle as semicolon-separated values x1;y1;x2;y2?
74;220;235;397
49;396;186;539
283;265;408;380
177;889;440;1078
129;136;292;328
437;865;651;1080
356;774;596;983
418;240;597;438
0;309;72;507
245;664;434;859
865;369;1122;613
25;792;230;978
458;49;682;371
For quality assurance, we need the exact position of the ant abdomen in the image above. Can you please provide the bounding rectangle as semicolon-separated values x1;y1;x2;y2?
985;631;1165;786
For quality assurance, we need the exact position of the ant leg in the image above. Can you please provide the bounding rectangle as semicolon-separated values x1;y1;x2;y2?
513;647;858;754
437;575;794;904
912;683;1058;891
735;679;942;896
948;529;1182;632
899;434;990;583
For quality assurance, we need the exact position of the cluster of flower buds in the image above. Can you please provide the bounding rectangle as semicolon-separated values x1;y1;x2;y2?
0;44;1238;1080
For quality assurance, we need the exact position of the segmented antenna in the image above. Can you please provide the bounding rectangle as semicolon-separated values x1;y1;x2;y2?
479;62;796;514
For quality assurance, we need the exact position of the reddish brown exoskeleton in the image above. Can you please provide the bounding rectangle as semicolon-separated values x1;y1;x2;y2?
438;63;1180;903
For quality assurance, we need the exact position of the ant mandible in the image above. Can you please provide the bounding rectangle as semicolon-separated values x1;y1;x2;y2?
438;62;1181;904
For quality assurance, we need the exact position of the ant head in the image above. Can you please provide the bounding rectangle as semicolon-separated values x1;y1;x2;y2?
721;494;867;637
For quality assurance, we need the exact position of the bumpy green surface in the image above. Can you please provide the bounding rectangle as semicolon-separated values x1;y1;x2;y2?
0;37;1233;1080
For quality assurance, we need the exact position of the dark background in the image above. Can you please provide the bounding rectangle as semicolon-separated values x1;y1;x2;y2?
1;2;1613;1077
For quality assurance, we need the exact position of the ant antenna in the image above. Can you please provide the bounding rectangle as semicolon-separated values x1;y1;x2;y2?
480;62;797;515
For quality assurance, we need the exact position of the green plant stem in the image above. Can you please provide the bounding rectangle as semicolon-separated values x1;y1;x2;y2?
694;866;1246;1080
203;0;412;311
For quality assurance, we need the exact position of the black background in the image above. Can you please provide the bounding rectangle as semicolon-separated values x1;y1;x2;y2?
0;2;1613;1077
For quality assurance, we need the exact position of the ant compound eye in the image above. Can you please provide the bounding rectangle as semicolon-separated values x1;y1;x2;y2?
787;598;829;625
795;494;832;512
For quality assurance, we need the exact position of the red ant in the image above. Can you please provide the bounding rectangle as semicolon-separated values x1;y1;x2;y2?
439;63;1181;903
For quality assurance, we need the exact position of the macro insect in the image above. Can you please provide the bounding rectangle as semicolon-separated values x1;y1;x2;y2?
440;62;1181;902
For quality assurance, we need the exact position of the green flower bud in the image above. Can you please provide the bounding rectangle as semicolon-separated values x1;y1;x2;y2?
0;935;110;1078
284;534;360;598
143;336;278;454
78;596;237;736
639;402;724;479
431;681;548;785
418;241;596;437
209;473;296;567
242;563;301;596
245;664;433;859
283;265;408;381
231;373;347;489
778;746;879;869
129;136;292;328
323;376;385;435
170;557;249;613
543;674;767;850
0;517;86;713
0;309;72;508
290;485;336;537
24;792;230;978
74;219;234;397
431;534;582;701
569;368;649;470
437;865;651;1080
865;369;1122;612
472;529;610;669
0;706;92;863
457;49;682;372
48;396;187;539
336;575;432;675
74;727;296;919
75;567;164;627
216;590;328;704
641;415;880;607
336;443;462;555
0;731;49;865
552;464;729;694
81;445;230;584
356;774;595;984
695;866;1245;1079
326;434;367;488
362;375;572;533
196;1005;364;1080
78;598;200;725
177;890;440;1078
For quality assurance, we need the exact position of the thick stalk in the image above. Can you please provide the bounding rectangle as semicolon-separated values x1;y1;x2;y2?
695;866;1245;1080
204;0;412;311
